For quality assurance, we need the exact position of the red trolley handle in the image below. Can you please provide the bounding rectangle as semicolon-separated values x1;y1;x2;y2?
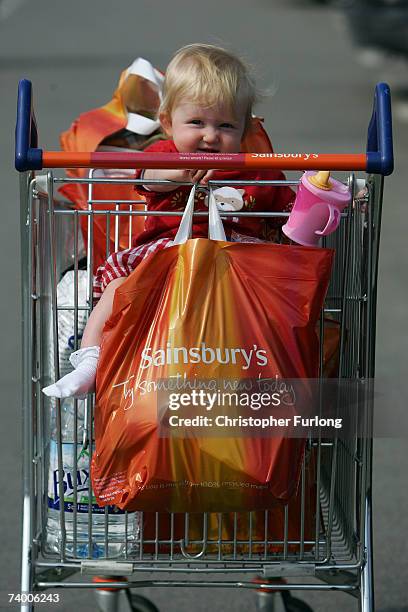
15;80;393;175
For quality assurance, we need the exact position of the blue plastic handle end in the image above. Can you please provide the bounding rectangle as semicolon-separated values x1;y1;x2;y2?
15;79;43;172
366;83;394;176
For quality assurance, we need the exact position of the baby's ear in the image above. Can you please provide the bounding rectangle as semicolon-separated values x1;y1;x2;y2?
159;112;172;137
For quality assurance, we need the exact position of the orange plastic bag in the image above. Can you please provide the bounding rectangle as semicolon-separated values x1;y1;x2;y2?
59;59;164;271
141;448;317;555
92;192;334;513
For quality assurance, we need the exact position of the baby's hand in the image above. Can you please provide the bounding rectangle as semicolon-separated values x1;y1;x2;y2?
145;168;195;184
142;168;194;192
170;169;216;185
166;168;198;183
190;169;215;184
143;168;215;191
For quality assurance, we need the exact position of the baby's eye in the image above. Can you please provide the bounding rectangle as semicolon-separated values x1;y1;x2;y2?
189;119;203;125
220;123;236;129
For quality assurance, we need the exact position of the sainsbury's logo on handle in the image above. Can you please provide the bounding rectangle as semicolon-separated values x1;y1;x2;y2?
140;342;268;370
250;153;319;160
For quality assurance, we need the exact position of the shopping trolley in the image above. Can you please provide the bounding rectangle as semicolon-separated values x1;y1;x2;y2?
15;80;393;612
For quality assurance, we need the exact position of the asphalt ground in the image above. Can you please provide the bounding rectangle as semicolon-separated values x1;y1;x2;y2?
0;1;407;610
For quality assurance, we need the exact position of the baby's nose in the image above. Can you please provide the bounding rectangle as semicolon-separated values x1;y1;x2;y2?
203;127;219;143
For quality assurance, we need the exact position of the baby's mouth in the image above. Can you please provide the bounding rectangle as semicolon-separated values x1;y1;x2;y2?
196;148;220;153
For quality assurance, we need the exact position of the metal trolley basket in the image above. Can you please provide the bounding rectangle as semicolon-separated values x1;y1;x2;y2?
15;80;393;612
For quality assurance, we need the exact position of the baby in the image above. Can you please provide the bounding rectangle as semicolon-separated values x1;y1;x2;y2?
43;43;294;399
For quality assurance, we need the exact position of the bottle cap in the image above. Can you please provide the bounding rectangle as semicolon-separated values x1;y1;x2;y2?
307;170;333;191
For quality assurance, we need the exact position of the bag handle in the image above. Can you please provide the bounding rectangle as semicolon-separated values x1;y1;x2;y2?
172;184;196;245
173;185;226;245
208;189;227;241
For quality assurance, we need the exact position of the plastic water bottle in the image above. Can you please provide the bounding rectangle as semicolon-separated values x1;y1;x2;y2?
44;271;139;558
45;416;139;558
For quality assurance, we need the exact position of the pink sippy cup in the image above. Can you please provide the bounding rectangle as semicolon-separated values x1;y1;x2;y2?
282;171;350;247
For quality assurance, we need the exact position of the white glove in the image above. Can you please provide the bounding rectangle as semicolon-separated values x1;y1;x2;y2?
42;346;100;399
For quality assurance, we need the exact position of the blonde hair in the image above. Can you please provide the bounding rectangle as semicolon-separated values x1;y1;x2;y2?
160;43;258;131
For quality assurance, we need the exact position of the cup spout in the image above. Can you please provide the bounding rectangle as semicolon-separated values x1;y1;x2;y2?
308;170;332;190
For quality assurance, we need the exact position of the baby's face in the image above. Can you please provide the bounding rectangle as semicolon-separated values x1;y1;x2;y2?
160;101;245;154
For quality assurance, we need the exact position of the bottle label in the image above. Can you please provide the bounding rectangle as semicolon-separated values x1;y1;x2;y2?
47;441;123;514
